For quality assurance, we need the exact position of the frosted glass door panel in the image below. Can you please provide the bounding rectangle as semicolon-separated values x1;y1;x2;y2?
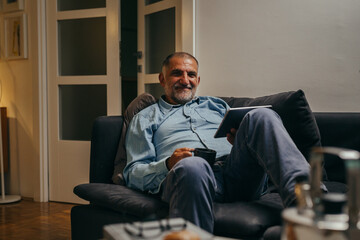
145;0;163;5
145;7;175;74
145;83;164;99
59;85;107;141
57;0;106;11
58;17;106;76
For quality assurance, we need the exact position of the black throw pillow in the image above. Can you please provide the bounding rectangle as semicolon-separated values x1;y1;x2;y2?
220;89;321;163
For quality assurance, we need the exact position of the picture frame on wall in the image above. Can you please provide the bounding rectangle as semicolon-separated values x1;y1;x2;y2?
4;12;28;60
2;0;24;12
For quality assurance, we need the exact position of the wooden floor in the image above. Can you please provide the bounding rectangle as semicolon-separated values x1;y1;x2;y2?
0;198;76;240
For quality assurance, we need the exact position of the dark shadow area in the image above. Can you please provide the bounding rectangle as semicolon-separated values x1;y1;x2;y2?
121;0;138;114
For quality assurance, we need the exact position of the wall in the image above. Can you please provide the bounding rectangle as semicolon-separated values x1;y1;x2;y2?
195;0;360;112
0;2;39;198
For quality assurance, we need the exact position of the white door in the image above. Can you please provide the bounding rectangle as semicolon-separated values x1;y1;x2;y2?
137;0;195;98
47;0;121;203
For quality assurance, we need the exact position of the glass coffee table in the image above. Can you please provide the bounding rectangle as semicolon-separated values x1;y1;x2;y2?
103;218;238;240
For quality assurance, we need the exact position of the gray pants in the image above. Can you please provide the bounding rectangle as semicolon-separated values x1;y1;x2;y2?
160;108;310;233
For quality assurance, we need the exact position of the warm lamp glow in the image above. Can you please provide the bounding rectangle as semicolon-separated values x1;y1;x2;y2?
0;83;21;204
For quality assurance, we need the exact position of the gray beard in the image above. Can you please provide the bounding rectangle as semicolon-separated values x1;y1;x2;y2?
170;92;195;105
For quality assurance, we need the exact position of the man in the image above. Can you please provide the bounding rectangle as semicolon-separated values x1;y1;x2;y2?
123;52;311;233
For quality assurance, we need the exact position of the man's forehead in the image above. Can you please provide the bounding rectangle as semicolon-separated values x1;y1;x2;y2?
168;56;198;69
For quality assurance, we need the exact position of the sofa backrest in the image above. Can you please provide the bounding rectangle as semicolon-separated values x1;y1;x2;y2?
220;90;321;162
314;112;360;183
90;115;124;183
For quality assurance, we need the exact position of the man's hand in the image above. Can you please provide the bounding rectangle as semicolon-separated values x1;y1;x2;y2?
166;148;195;170
226;128;238;145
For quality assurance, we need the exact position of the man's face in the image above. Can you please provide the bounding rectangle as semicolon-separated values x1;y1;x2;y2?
159;56;200;105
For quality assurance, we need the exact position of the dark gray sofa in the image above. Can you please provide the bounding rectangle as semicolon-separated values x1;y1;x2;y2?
71;90;359;240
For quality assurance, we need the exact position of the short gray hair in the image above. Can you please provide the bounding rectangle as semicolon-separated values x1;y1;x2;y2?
161;52;199;71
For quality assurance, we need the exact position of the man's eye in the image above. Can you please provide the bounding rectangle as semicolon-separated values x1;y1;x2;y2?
171;70;183;76
188;73;197;78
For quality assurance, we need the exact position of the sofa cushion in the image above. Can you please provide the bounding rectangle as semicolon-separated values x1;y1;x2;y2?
214;193;283;238
220;89;321;162
314;112;360;183
90;116;124;184
74;183;168;219
75;183;285;239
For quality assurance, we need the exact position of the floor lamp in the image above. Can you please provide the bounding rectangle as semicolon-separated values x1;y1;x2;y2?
0;107;21;204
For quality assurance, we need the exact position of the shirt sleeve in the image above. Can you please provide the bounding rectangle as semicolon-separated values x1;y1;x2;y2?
123;113;169;194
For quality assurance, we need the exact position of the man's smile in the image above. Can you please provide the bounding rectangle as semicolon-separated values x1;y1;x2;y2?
174;84;192;91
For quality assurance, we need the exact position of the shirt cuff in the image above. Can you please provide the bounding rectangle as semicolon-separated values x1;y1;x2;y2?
157;157;170;174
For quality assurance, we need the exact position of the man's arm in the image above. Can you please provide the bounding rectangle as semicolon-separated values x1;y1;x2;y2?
123;114;169;193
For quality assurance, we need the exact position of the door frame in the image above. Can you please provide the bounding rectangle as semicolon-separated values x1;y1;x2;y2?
46;0;121;203
35;0;49;202
35;0;121;202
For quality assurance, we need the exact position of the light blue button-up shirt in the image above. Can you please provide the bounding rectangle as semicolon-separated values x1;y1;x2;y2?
123;96;232;194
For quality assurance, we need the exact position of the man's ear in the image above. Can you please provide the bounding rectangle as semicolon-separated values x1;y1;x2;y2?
159;72;165;87
197;76;200;85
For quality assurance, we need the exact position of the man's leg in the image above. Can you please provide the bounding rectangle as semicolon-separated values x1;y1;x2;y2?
160;157;216;233
223;108;310;206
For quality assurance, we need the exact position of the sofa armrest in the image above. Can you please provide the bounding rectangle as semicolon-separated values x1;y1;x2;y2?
90;115;123;183
74;183;168;219
314;112;360;183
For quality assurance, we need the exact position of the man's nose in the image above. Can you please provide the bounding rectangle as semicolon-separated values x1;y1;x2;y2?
179;73;190;85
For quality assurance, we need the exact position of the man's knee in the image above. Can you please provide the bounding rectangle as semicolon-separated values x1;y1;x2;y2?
161;157;216;208
237;108;285;144
248;108;279;121
172;157;215;187
243;108;283;130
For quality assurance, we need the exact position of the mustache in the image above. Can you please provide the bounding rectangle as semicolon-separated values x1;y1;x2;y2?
174;83;193;90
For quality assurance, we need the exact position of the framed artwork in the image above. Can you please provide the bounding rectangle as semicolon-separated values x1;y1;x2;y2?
2;0;24;12
4;12;27;59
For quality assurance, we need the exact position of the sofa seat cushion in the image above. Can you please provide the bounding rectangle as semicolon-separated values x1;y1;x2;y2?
75;183;284;238
324;181;348;193
213;193;283;239
74;183;168;219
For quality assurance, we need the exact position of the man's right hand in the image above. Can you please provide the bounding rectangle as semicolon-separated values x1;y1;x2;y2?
166;148;195;170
